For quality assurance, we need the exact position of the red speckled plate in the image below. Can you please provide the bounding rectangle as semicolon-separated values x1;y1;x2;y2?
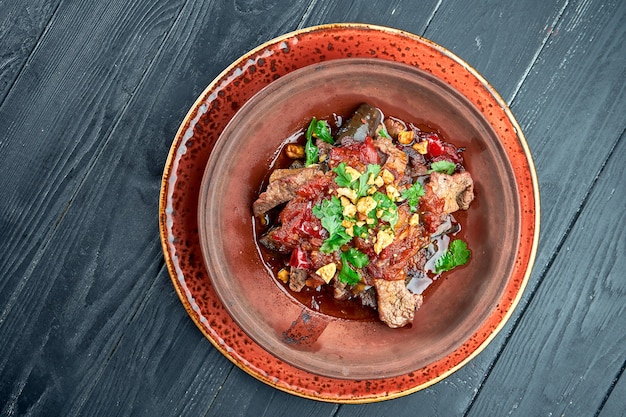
159;23;540;403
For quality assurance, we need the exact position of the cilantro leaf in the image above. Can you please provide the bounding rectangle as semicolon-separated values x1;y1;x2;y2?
428;160;456;175
357;164;381;198
339;251;363;285
380;210;398;229
378;128;391;139
352;224;368;238
372;191;398;228
319;230;351;253
332;162;354;187
313;196;351;253
333;163;380;198
343;248;369;268
313;196;342;233
305;118;319;166
400;182;425;212
312;119;334;144
338;263;361;285
435;239;471;273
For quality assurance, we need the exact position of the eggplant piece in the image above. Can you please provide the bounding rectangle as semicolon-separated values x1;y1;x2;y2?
336;103;382;142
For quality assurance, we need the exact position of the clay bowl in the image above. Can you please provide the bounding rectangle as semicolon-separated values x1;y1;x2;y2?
198;58;527;379
161;23;539;402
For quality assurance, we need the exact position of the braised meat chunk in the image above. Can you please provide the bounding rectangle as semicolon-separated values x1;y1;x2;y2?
374;279;424;328
427;171;474;214
253;166;323;216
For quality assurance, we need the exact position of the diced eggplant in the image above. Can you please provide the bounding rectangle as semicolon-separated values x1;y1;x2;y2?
336;103;382;142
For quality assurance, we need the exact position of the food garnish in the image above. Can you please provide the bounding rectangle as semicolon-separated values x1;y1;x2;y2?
435;239;471;273
400;182;425;212
428;160;457;175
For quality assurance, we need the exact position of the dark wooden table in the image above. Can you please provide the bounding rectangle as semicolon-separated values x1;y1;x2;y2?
1;0;625;415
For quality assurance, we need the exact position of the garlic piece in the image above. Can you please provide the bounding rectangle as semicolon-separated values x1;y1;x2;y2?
336;187;358;203
356;196;377;215
344;166;362;182
374;229;394;254
316;263;337;284
381;169;395;185
413;140;428;154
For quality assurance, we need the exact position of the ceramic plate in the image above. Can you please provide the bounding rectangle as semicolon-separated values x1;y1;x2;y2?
159;23;540;403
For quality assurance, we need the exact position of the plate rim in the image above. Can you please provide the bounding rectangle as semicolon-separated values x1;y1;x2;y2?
158;22;540;403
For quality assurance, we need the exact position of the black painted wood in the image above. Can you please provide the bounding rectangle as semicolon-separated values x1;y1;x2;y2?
0;0;61;102
0;0;624;416
468;131;626;415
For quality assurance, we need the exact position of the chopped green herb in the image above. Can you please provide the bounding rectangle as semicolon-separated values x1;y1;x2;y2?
343;248;369;268
305;118;319;166
366;209;379;228
372;191;399;228
428;160;456;175
339;250;366;285
313;196;351;253
338;262;361;285
332;162;354;187
313;196;343;233
352;224;369;238
333;163;381;198
435;239;471;273
319;230;351;253
378;128;391;139
356;164;381;198
311;119;334;144
400;182;425;212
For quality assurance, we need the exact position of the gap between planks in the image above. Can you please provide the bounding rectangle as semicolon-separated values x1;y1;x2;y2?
0;0;62;111
462;124;625;417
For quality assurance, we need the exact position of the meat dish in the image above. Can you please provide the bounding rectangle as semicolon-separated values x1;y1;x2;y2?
253;103;474;328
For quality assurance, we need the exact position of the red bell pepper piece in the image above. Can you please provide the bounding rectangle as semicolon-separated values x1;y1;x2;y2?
290;247;311;269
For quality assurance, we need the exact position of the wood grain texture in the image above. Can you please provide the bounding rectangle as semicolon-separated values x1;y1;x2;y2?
300;0;441;34
0;0;188;415
0;0;61;103
75;272;234;417
0;0;184;323
424;0;569;103
599;364;626;417
1;0;625;416
6;1;318;416
465;132;626;416
510;0;626;277
206;369;339;417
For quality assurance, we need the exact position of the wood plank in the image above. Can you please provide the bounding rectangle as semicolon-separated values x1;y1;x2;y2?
300;0;441;34
206;368;339;417
73;271;234;416
465;133;626;416
0;0;184;327
0;1;320;416
425;0;569;103
0;0;189;414
508;0;626;279
0;0;61;103
599;367;626;417
1;0;623;416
